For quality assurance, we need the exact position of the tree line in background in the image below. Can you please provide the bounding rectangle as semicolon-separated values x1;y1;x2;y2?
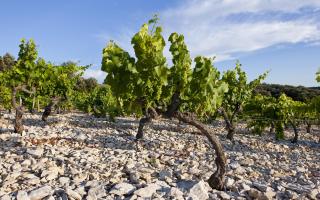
0;17;319;190
255;83;320;102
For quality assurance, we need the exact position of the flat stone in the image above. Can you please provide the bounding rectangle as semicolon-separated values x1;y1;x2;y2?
134;183;161;198
241;183;251;191
247;188;261;199
176;180;197;192
158;170;172;181
42;170;58;181
296;166;306;173
26;148;44;157
16;190;30;200
308;189;320;200
86;190;97;200
85;180;100;188
187;180;209;200
21;159;32;167
284;183;312;194
235;166;246;174
218;191;231;200
240;158;254;166
109;183;136;196
11;163;22;171
229;161;240;169
65;188;82;200
129;171;140;184
88;185;106;198
168;187;184;200
252;182;268;192
59;177;70;185
74;132;87;140
73;173;87;184
263;189;276;200
74;186;86;197
276;191;297;199
0;195;11;200
28;186;52;200
225;177;235;188
25;177;40;185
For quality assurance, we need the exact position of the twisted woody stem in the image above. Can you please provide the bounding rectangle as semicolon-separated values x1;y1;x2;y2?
173;111;226;190
11;85;35;134
135;93;227;190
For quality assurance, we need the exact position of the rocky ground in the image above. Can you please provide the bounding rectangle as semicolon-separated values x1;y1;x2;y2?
0;112;319;200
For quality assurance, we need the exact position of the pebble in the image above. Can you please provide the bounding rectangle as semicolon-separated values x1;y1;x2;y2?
247;188;261;199
218;191;231;200
28;186;52;200
252;182;268;192
225;177;235;188
16;190;29;200
109;183;136;196
134;183;161;198
168;187;184;200
58;177;70;185
26;148;44;157
65;188;82;200
187;180;209;200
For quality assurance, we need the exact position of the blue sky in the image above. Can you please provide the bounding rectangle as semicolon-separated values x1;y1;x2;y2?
1;0;320;86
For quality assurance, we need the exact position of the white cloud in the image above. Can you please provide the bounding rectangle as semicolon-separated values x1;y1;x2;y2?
94;0;320;63
161;0;320;61
163;0;320;19
83;68;106;83
179;21;319;56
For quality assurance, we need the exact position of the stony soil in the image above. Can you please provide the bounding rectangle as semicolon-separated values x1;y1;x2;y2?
0;112;319;200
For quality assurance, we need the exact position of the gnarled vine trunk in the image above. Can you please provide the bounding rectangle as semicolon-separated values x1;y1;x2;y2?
226;128;235;140
12;87;23;134
14;107;24;134
270;123;275;134
42;104;52;122
135;109;227;190
306;123;311;133
173;112;226;190
42;97;60;121
135;107;158;140
135;91;227;190
291;123;299;143
12;86;34;134
218;108;235;141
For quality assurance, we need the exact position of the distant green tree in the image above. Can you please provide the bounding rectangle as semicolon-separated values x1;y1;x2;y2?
0;53;16;112
0;53;15;71
75;77;98;93
254;83;320;102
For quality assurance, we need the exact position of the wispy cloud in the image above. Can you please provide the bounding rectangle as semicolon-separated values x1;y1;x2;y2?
161;0;320;61
163;0;320;18
83;68;106;83
94;0;320;64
